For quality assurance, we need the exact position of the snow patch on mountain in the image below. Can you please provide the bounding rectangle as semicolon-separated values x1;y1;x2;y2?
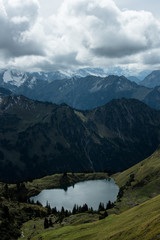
28;77;37;89
90;81;103;93
3;70;27;87
0;67;152;92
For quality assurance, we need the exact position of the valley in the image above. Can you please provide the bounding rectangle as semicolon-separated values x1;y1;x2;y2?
1;148;160;240
20;148;160;240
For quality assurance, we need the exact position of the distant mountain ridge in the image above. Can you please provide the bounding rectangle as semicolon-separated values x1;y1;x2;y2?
127;76;140;83
139;70;160;88
0;95;160;182
12;74;160;110
1;68;160;111
0;67;150;89
0;68;108;89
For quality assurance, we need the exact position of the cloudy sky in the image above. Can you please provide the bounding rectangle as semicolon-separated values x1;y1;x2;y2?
0;0;160;73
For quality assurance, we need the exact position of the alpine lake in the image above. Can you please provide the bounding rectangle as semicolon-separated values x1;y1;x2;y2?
30;179;119;211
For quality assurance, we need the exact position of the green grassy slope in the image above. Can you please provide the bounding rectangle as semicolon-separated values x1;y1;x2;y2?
21;194;160;240
114;146;160;186
19;212;100;240
113;146;160;211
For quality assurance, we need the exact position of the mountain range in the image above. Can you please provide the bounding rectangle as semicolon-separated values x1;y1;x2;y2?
0;68;108;90
0;95;160;182
0;68;150;89
25;74;159;110
1;69;160;110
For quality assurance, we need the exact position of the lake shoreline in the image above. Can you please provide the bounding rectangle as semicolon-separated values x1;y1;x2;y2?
25;172;110;198
30;178;119;211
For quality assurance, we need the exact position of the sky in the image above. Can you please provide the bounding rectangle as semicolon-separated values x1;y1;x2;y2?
0;0;160;74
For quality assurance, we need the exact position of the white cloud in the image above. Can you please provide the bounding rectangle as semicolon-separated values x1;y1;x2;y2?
1;0;160;71
0;0;45;59
42;0;160;69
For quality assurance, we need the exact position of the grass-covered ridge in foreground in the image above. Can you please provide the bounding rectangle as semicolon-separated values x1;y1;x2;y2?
113;146;160;212
114;146;160;187
22;194;160;240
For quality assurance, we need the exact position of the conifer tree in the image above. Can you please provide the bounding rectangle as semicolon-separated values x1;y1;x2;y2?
98;202;105;211
44;217;49;229
49;218;53;227
72;204;77;214
61;206;65;215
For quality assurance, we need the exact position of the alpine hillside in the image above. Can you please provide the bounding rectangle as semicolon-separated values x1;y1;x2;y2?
0;95;160;182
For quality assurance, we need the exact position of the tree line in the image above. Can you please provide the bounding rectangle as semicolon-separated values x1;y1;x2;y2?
40;200;115;228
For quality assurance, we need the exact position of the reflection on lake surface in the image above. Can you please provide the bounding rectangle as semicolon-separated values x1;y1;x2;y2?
30;179;119;211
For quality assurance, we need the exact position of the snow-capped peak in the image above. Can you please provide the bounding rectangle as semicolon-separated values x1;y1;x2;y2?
3;69;27;87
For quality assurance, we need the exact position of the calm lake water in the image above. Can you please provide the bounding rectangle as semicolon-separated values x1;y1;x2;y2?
30;179;119;211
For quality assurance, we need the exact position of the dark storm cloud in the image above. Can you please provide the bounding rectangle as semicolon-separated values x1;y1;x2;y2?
91;44;148;58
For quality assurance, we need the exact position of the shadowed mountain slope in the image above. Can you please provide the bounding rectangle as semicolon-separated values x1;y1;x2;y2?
0;96;160;182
